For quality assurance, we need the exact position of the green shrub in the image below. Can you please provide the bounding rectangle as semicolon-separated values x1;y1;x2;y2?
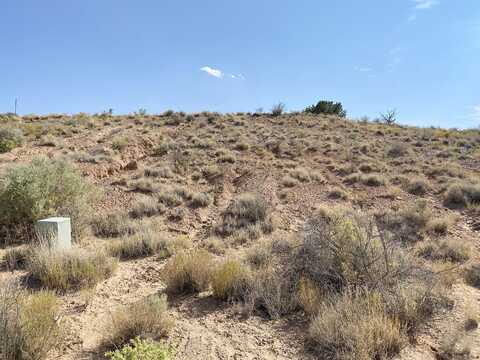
304;100;346;117
27;246;117;291
0;158;97;243
105;337;174;360
0;282;62;360
0;128;24;153
102;294;174;350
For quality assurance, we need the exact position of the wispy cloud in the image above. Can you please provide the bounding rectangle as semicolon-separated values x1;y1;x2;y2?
409;0;438;21
200;66;245;80
387;47;403;71
472;106;480;121
354;66;372;73
200;66;223;79
414;0;438;9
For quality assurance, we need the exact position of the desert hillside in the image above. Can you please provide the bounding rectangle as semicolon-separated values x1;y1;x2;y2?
1;110;479;360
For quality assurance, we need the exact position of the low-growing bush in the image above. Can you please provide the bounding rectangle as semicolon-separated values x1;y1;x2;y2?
27;246;117;291
211;259;251;301
189;192;212;208
0;127;24;153
108;229;174;260
309;290;405;360
0;158;97;244
387;142;409;158
464;264;480;289
444;183;480;209
92;212;136;238
304;100;346;117
105;337;175;360
102;294;174;350
297;206;410;291
162;249;213;294
418;239;470;263
215;193;273;239
377;201;431;243
130;197;165;219
0;282;62;360
406;178;430;196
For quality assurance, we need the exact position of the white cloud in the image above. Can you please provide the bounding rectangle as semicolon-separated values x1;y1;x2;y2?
413;0;438;9
200;66;223;79
472;106;480;121
355;66;372;72
409;0;438;21
200;67;245;80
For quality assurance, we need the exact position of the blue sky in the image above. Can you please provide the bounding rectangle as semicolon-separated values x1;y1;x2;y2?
1;0;479;128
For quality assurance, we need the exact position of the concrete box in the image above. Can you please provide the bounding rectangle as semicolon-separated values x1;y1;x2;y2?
36;217;72;249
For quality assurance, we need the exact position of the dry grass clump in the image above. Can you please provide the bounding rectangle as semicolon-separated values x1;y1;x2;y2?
427;215;456;235
108;229;175;260
111;136;129;151
4;246;32;270
344;173;386;187
290;167;311;182
162;249;213;294
129;197;165;219
144;166;173;178
377;201;431;243
406;177;430;195
387;142;410;158
189;192;212;208
309;290;405;360
27;246;117;292
245;241;273;268
444;183;480;209
418;239;471;263
437;329;472;360
281;175;299;188
91;212;136;238
211;259;251;301
129;178;161;193
215;193;273;239
464;264;480;289
102;294;174;349
0;281;63;360
249;266;298;318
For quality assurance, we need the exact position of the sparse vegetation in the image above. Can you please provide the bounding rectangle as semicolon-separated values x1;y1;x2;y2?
215;193;273;239
102;294;174;350
162;249;213;294
27;246;117;291
0;282;62;360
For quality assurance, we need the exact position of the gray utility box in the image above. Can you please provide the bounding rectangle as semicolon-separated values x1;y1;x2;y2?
36;217;72;249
